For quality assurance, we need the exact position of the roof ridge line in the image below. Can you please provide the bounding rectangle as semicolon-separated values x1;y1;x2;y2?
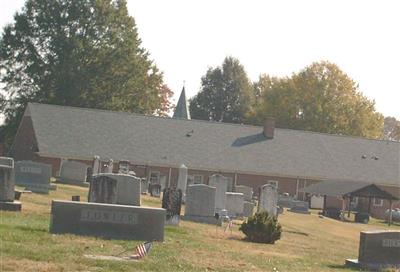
28;102;400;144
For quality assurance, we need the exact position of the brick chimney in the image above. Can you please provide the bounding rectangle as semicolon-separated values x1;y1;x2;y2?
263;118;275;139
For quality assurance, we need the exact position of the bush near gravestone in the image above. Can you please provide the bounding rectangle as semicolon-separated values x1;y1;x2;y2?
239;211;282;244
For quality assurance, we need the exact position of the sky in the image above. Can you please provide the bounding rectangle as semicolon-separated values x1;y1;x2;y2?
1;0;399;119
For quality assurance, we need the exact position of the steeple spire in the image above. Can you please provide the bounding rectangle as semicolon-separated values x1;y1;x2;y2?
173;85;191;119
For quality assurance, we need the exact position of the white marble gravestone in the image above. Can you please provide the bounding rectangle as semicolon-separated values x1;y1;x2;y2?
235;185;253;201
60;161;88;185
209;174;228;214
225;192;244;217
258;183;278;217
177;164;188;202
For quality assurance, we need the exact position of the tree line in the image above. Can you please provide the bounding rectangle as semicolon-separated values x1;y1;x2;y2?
190;57;399;141
0;0;173;148
1;0;398;150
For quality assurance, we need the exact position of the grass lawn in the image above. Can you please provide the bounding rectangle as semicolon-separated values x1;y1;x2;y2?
1;184;399;272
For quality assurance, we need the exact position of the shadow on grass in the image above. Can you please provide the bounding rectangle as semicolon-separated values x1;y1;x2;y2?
284;229;309;236
326;264;359;271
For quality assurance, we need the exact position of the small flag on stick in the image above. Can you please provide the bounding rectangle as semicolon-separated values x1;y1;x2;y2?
133;241;152;259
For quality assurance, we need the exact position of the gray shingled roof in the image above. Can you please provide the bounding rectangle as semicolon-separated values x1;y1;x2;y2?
26;103;400;185
300;180;399;200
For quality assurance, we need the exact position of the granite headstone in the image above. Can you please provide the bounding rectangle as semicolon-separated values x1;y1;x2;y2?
346;230;400;270
59;161;89;186
184;184;217;224
50;200;165;241
15;160;54;194
0;157;21;211
289;200;310;214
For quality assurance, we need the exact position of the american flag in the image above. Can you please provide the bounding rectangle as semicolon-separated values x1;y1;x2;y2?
134;241;152;259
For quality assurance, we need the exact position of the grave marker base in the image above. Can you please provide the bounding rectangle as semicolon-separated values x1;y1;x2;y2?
345;258;400;270
0;201;22;211
50;200;165;241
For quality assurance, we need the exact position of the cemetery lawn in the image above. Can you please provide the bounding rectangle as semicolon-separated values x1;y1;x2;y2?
1;185;399;272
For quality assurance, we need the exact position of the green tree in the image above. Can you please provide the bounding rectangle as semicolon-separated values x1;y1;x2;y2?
252;61;384;139
0;0;171;147
189;57;253;123
384;117;400;141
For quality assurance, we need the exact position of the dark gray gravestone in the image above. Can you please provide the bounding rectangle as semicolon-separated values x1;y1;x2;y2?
346;230;400;270
289;200;310;214
150;184;161;198
278;194;295;208
162;188;182;225
100;173;141;206
15;160;54;194
50;200;165;241
89;174;141;206
88;175;118;204
0;157;21;211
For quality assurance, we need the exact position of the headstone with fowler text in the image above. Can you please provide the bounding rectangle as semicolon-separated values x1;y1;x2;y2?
50;200;165;241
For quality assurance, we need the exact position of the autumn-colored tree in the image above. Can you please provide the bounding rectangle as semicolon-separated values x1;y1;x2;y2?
251;61;384;139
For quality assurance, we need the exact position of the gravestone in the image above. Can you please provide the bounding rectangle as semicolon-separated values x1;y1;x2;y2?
15;160;55;194
184;184;217;224
226;177;234;192
118;160;130;174
278;194;294;208
310;195;324;209
162;188;182;225
235;185;253;201
225;192;244;217
140;178;148;194
243;201;255;217
159;175;167;191
150;184;161;198
86;167;93;184
289;200;310;214
346;230;400;270
88;175;117;204
106;159;114;173
177;164;188;202
89;173;141;206
50;200;165;241
258;184;278;217
59;161;89;186
0;157;21;211
92;156;100;175
209;174;228;214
